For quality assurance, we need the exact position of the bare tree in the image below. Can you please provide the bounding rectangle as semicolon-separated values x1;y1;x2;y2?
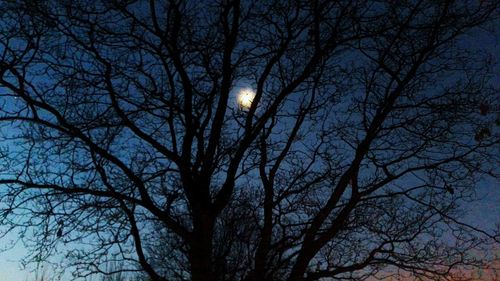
0;0;499;280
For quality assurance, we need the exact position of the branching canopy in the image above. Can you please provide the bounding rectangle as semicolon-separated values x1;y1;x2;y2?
0;0;498;280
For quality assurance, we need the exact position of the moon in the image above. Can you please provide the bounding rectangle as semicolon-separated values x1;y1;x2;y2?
237;87;256;109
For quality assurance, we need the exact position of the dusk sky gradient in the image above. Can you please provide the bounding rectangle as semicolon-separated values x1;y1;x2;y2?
0;1;499;281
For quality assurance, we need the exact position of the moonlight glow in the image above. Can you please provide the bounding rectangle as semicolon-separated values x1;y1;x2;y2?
237;87;256;109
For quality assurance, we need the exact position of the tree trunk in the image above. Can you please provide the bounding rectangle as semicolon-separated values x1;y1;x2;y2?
189;213;215;281
288;250;314;281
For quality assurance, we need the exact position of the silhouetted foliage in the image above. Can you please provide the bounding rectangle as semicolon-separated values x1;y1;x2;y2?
0;0;499;280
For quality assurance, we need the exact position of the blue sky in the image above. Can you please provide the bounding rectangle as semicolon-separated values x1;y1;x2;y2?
0;3;498;281
0;177;497;281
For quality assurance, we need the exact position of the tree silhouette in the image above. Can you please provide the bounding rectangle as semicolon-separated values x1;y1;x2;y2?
0;0;498;280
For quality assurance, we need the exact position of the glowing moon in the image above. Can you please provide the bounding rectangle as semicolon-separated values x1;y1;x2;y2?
237;87;256;109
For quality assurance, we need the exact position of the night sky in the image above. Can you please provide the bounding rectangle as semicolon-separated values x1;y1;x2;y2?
0;1;499;281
